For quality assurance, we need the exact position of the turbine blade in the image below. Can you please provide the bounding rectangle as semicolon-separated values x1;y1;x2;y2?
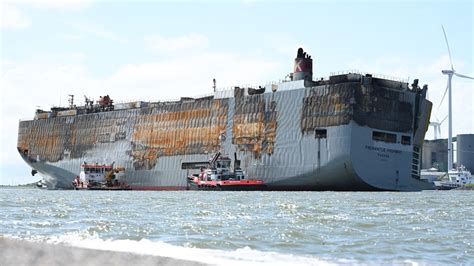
442;25;454;71
438;79;449;110
454;72;474;80
440;115;448;124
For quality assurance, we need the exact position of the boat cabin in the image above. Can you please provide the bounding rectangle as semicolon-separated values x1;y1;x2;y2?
447;165;473;185
80;163;113;184
201;156;245;181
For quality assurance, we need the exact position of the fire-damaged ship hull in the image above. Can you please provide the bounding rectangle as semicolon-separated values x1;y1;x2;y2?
17;48;434;191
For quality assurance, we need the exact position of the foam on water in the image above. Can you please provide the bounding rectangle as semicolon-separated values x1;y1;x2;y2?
14;232;336;266
5;232;427;266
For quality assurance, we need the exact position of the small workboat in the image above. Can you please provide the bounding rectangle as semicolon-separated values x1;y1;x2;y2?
73;162;131;190
433;165;473;190
186;152;266;191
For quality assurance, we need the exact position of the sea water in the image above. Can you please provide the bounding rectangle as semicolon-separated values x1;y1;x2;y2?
1;189;473;265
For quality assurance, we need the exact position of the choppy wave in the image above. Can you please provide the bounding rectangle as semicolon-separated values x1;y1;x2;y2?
2;189;473;265
5;232;428;266
6;232;337;266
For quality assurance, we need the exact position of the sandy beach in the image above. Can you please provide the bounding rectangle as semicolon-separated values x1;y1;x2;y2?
0;238;207;266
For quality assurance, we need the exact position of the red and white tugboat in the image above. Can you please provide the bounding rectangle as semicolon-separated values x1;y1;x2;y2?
186;152;266;191
73;162;131;190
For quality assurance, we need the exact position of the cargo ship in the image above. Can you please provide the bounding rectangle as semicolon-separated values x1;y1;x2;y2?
17;48;434;191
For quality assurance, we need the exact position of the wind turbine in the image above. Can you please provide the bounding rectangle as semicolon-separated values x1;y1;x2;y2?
429;115;448;140
440;25;474;171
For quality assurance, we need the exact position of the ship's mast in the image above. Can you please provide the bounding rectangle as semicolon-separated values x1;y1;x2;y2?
68;94;75;109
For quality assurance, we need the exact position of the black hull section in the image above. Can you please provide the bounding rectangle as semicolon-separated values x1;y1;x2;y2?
74;187;132;191
187;181;267;191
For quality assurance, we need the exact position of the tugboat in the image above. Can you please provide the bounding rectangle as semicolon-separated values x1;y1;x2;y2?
186;152;266;191
433;165;473;190
73;162;131;190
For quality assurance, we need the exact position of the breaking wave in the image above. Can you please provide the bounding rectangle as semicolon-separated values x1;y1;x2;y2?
3;232;339;265
47;233;336;266
4;232;426;266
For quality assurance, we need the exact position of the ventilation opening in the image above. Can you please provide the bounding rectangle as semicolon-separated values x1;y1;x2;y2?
315;129;327;138
411;145;421;179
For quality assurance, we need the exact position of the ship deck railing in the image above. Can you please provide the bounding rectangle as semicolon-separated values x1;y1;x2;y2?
329;69;409;83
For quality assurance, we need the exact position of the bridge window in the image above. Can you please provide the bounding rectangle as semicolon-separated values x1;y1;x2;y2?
372;131;396;143
372;131;384;141
401;136;411;145
386;134;396;143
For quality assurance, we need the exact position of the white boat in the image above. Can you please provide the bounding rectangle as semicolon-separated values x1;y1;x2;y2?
35;179;47;189
433;165;473;190
73;162;129;190
420;168;446;184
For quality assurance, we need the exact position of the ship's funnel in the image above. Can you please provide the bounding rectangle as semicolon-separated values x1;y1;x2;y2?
293;48;313;81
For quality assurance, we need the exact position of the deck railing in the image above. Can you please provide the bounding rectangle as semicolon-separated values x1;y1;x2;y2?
329;69;409;83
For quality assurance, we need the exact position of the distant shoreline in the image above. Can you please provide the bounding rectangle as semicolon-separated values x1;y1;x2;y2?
0;182;40;188
0;237;206;266
0;186;37;189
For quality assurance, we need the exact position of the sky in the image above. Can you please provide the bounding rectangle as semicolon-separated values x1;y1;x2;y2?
0;0;473;185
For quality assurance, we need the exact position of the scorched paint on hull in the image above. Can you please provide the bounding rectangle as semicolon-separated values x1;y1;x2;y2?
17;48;434;191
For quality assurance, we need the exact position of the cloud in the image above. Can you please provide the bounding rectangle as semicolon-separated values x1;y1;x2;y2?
6;0;94;10
145;33;209;54
1;0;94;31
0;55;98;184
262;33;308;58
0;4;31;30
70;22;127;43
103;52;280;103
